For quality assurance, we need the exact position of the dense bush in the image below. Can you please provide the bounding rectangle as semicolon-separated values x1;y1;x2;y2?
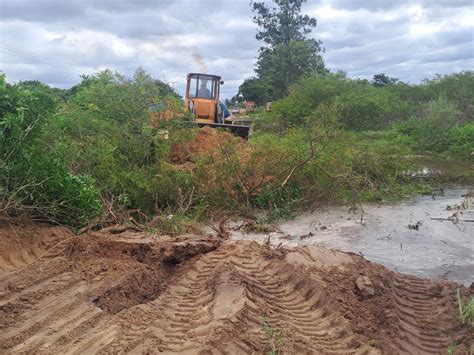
44;69;191;215
182;118;414;220
259;74;407;131
423;71;474;121
0;74;101;227
336;86;409;130
264;74;353;128
256;71;473;161
386;71;474;121
394;98;473;158
1;68;471;229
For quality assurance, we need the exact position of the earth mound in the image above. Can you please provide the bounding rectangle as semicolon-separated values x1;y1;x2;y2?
0;221;471;354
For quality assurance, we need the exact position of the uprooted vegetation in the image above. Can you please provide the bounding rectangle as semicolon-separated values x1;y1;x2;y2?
1;69;473;229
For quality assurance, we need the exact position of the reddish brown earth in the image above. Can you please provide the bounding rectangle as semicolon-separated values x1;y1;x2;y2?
170;126;244;165
0;219;471;354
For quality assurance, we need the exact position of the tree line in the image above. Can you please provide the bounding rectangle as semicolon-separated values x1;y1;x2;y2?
0;0;472;229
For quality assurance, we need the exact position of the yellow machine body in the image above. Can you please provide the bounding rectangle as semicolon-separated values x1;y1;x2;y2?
184;73;250;139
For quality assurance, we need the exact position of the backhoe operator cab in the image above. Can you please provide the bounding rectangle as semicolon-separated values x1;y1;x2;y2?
185;73;225;123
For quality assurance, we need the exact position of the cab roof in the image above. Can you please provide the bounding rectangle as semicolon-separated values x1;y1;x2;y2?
187;73;221;80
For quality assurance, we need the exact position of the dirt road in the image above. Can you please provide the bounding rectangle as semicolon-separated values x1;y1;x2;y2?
0;220;471;354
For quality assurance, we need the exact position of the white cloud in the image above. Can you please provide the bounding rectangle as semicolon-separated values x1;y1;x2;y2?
0;0;472;97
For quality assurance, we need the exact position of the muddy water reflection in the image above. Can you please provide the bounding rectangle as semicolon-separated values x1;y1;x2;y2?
231;188;473;285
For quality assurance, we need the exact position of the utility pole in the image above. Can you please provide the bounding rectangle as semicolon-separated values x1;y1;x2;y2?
162;72;177;89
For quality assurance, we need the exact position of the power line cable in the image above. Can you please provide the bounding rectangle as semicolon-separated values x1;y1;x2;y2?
0;44;99;73
0;44;98;70
0;49;82;73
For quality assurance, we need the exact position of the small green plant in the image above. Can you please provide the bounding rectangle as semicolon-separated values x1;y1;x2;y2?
261;316;284;355
367;338;381;347
456;288;474;328
446;341;457;355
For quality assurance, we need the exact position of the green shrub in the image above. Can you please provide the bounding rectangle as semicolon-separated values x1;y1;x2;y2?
239;123;414;218
424;71;474;121
0;74;101;227
41;69;196;218
3;68;470;229
257;74;407;132
447;123;474;158
9;158;101;226
335;86;408;131
266;74;355;128
394;98;473;158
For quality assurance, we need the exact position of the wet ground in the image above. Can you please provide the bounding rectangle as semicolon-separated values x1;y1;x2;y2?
231;188;474;285
409;156;474;182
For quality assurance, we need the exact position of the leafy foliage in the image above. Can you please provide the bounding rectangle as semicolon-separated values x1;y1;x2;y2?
256;40;326;100
394;98;473;158
422;71;474;121
237;77;271;105
239;0;325;102
372;73;399;87
45;69;190;214
0;73;101;227
1;66;471;231
252;0;317;46
256;71;473;161
258;74;408;131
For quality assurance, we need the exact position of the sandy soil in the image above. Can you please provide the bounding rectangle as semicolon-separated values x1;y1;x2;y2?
0;219;471;354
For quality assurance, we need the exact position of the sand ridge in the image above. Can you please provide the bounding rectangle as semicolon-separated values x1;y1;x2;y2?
0;221;471;354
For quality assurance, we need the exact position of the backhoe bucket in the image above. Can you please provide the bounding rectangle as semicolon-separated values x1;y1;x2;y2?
196;122;250;139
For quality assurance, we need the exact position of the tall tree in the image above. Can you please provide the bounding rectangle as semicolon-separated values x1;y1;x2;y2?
239;0;325;101
372;73;399;87
237;77;271;105
252;0;318;47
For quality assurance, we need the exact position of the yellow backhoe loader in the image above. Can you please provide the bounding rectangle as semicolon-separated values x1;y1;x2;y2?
185;73;250;139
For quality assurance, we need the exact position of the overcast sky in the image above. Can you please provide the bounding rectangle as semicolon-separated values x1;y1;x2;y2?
1;0;473;98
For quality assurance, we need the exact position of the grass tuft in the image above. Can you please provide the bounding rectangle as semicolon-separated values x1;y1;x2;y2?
456;288;474;328
261;316;284;355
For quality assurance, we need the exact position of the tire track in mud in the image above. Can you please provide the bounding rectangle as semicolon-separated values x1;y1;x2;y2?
0;224;67;272
388;274;462;354
0;243;46;271
1;275;95;351
321;255;471;355
0;265;119;355
0;226;470;354
103;243;376;354
0;263;72;304
0;237;132;354
235;261;364;354
104;248;240;353
0;233;221;354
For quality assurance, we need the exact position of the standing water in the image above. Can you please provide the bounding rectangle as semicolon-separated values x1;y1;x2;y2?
231;188;473;285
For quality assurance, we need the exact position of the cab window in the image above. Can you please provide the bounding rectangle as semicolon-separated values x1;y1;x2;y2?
188;74;217;99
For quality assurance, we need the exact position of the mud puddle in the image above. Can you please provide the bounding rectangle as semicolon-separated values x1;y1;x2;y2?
409;156;474;180
231;188;473;285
